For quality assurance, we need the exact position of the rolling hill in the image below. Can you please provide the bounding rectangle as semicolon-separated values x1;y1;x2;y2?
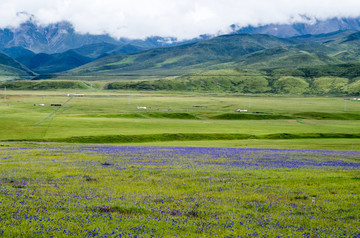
71;43;144;59
62;31;360;78
233;46;343;69
32;30;360;76
17;50;93;74
65;34;293;76
0;52;35;81
9;43;145;74
0;46;35;59
289;30;356;45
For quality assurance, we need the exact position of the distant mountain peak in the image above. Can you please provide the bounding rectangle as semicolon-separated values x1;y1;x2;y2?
16;11;36;23
233;16;360;38
0;19;117;53
0;20;197;54
2;15;360;67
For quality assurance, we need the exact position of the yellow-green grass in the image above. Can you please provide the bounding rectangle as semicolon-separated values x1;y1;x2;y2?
4;90;360;112
1;90;360;149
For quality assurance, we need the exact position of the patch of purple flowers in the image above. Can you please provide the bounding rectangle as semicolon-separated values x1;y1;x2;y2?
3;146;360;169
78;146;360;169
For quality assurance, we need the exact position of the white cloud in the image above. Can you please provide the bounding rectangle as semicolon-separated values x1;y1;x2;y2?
1;0;360;39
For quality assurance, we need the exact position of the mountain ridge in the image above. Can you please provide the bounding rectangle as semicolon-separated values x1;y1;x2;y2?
0;20;203;54
0;52;35;81
233;17;360;38
63;31;360;77
2;16;360;55
64;34;293;76
2;16;360;81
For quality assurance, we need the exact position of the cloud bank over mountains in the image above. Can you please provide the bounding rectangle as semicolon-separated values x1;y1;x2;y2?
1;0;360;39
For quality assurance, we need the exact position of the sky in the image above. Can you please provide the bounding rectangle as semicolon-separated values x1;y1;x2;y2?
1;0;360;39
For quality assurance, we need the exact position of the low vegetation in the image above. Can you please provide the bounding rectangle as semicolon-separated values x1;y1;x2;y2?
106;68;360;95
0;80;89;90
0;145;358;237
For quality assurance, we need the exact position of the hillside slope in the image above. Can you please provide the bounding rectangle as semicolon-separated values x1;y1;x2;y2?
72;43;144;59
66;34;293;76
234;46;343;69
17;50;92;74
0;53;35;81
64;31;360;77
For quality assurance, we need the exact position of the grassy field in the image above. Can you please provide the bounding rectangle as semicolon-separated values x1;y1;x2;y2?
0;90;360;150
0;145;359;237
0;90;359;237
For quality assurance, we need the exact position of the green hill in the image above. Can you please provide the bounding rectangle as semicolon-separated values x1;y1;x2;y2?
12;30;360;97
105;64;360;95
234;46;343;69
0;53;35;81
72;43;144;59
289;30;357;44
65;34;293;76
17;50;92;74
61;31;360;79
1;46;35;59
265;63;360;79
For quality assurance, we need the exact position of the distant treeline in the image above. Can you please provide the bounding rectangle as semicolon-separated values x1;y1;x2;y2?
106;64;360;95
0;81;88;90
106;75;360;95
2;63;360;95
0;76;359;95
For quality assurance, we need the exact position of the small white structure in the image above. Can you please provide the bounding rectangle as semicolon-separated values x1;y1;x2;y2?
73;94;84;97
136;106;147;109
39;104;45;106
235;109;248;113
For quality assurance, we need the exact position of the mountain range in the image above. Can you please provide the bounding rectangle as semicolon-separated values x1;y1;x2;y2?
1;16;360;79
64;30;360;78
2;16;360;54
0;19;194;54
233;17;360;38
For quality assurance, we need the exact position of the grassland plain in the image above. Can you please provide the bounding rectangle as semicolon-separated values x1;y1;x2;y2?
0;145;359;237
0;90;360;150
0;90;359;237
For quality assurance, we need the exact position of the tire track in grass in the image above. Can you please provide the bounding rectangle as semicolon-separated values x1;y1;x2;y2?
33;96;74;139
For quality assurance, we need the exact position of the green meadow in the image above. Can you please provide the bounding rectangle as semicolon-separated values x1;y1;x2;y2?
0;90;359;237
0;144;359;237
0;90;360;150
